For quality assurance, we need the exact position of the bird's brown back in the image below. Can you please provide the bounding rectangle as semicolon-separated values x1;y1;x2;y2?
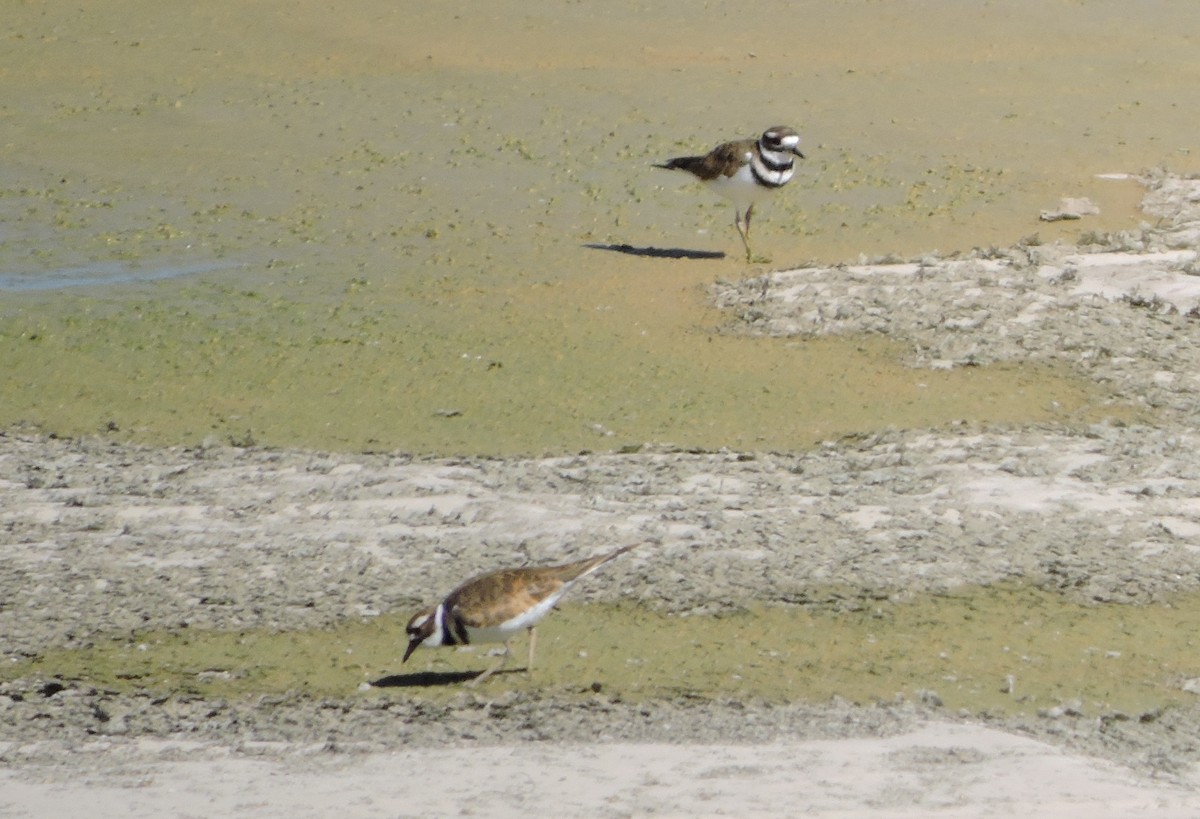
444;543;639;629
658;138;755;180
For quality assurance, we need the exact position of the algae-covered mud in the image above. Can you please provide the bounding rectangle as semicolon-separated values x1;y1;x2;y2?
2;1;1197;453
4;2;1200;814
6;282;1200;772
14;588;1200;719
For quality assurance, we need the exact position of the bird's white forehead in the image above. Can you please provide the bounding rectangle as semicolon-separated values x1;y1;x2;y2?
779;134;801;148
408;613;431;631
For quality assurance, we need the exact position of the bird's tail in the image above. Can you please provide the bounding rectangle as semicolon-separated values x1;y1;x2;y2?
560;541;644;581
653;157;699;172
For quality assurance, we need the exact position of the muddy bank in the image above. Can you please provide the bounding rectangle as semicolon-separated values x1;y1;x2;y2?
1;180;1200;780
5;418;1200;779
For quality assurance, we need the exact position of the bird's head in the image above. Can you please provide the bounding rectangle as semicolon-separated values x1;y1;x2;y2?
402;606;441;663
762;126;805;159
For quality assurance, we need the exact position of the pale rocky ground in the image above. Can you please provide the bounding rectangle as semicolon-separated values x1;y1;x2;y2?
2;173;1200;816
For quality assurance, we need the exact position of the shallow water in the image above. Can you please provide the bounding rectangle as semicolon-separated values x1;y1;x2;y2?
0;260;240;291
1;0;1196;453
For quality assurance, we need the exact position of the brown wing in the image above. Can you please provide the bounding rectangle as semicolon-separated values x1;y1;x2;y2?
444;543;641;628
445;567;564;628
658;138;755;180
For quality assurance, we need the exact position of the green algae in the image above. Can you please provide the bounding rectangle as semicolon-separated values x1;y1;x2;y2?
0;278;1133;456
0;0;1183;457
11;584;1199;718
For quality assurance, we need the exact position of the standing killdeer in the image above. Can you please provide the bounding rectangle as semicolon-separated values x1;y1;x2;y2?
402;543;640;685
655;126;805;262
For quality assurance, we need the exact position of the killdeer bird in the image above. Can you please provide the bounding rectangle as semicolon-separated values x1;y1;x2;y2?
655;125;805;262
402;543;640;685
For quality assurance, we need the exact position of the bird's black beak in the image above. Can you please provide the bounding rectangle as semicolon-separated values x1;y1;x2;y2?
794;148;806;159
402;638;420;664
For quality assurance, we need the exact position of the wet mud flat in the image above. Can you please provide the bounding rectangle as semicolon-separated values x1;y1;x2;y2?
4;2;1200;460
2;176;1200;803
4;2;1200;812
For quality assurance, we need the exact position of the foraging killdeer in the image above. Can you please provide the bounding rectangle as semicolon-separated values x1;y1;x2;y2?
402;543;640;685
655;126;805;262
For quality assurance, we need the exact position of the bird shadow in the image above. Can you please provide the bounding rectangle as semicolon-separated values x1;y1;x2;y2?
369;668;526;688
583;243;725;260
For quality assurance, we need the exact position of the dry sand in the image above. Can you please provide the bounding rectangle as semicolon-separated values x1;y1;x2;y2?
5;724;1200;818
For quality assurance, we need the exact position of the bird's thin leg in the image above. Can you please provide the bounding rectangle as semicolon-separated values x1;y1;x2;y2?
526;626;537;674
734;208;753;262
467;641;511;687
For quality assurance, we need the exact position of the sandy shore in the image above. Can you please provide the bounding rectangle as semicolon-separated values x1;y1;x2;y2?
5;723;1200;818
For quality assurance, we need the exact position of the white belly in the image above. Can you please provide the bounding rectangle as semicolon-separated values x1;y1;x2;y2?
463;591;562;644
706;164;773;209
